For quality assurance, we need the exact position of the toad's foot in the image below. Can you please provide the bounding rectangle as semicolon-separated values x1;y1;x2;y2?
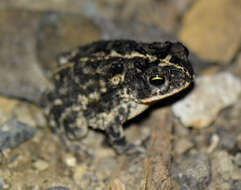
110;137;145;155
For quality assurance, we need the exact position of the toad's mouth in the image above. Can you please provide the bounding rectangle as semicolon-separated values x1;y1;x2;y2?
140;82;192;104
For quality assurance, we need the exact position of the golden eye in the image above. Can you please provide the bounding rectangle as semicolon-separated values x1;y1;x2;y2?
149;75;165;86
110;74;122;85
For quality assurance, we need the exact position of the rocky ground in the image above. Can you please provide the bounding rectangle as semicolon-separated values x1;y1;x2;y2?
0;0;240;190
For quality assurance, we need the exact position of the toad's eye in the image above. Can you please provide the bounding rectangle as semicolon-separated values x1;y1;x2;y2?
149;75;165;87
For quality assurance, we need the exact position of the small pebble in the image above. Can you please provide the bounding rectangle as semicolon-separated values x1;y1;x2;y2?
33;160;49;171
207;134;219;153
0;119;36;151
63;154;77;167
217;128;236;151
234;153;241;167
175;138;194;155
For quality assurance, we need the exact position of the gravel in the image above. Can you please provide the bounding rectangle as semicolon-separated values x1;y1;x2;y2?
44;187;70;190
171;154;211;190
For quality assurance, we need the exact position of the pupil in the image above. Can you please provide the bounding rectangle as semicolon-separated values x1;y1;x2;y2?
149;76;165;86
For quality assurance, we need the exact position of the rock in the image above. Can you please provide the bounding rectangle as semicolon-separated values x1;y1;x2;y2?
171;154;211;190
0;10;50;104
179;0;241;63
63;154;77;168
174;138;194;155
0;119;36;150
73;164;87;182
0;96;44;127
0;0;193;34
237;134;241;151
45;187;70;190
0;97;18;124
231;180;241;190
231;51;241;79
0;0;85;14
217;128;236;151
33;160;49;171
234;153;241;167
208;182;231;190
106;179;126;190
37;11;100;72
80;174;99;190
96;18;211;75
98;19;176;43
95;156;118;178
213;151;234;181
82;0;184;33
172;72;241;128
73;164;88;182
0;177;5;190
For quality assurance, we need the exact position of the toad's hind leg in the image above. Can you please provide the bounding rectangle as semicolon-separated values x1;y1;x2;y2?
106;118;144;154
55;110;89;154
61;111;88;140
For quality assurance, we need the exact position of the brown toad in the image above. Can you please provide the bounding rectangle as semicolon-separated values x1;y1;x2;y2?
44;40;194;154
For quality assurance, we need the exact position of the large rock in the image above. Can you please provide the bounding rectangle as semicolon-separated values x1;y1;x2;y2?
179;0;241;63
0;10;50;104
172;72;241;128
